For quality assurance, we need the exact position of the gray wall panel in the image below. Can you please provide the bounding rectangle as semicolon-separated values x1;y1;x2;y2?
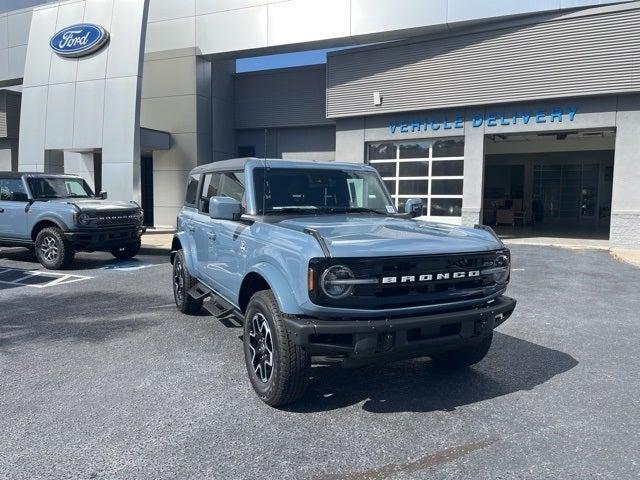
0;93;6;137
235;66;333;130
327;6;640;117
236;125;336;161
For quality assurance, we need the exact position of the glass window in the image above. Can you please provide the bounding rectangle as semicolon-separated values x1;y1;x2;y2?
219;172;245;203
399;141;431;159
431;179;463;196
0;178;27;201
200;173;220;213
367;138;464;220
398;180;429;196
254;168;393;214
432;160;464;177
238;145;256;157
383;180;396;195
370;162;396;177
430;198;462;217
399;161;429;177
368;143;397;160
184;173;200;206
433;138;464;157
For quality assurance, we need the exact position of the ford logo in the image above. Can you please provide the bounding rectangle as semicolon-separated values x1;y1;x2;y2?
49;24;109;58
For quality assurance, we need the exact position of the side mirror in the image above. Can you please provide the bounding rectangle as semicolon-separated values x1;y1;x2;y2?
11;192;29;202
404;198;424;218
209;196;243;221
99;191;108;200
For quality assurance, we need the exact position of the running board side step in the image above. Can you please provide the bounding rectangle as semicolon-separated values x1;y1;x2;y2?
189;281;244;325
187;283;212;302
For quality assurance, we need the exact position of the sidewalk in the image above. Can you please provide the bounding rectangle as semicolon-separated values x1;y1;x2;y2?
611;249;640;268
141;233;173;249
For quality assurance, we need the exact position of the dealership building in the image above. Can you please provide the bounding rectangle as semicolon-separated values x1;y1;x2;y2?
1;0;640;249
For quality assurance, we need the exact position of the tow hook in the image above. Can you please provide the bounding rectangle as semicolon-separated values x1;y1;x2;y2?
474;318;489;335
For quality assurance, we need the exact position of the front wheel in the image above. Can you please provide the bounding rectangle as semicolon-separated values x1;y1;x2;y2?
110;238;141;260
35;227;75;270
243;290;310;407
172;250;202;315
431;333;493;369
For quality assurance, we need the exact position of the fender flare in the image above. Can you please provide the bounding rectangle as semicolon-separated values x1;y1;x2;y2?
31;216;69;238
171;231;198;275
248;262;302;315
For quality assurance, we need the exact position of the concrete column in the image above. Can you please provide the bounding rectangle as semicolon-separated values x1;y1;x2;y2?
211;58;236;162
523;160;534;224
335;118;365;163
610;94;640;249
461;115;486;227
64;152;96;191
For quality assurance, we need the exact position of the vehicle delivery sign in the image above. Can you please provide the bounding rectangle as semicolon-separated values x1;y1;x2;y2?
50;24;110;58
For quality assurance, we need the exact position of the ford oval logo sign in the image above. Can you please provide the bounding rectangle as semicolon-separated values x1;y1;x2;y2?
49;24;109;58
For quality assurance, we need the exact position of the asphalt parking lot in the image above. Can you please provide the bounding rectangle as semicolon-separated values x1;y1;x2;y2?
1;244;639;479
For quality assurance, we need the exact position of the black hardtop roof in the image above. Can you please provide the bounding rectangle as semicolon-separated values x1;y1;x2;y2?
0;172;83;179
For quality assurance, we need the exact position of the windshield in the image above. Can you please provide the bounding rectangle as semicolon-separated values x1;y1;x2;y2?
27;177;94;199
254;167;396;215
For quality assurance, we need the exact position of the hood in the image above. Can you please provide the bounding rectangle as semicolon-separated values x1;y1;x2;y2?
275;215;503;257
48;199;140;212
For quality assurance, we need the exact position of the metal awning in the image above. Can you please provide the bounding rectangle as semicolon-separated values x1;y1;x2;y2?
141;127;171;151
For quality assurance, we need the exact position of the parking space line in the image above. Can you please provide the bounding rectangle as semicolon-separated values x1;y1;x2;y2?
0;269;93;289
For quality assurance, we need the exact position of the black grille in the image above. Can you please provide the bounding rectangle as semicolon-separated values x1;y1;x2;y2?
310;250;509;310
94;210;140;226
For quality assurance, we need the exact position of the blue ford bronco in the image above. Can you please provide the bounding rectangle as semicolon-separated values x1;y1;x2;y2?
171;158;516;406
0;172;145;269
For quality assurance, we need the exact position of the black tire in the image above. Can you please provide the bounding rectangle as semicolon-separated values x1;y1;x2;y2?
35;227;75;270
172;249;202;315
431;333;493;369
110;238;141;260
243;290;310;407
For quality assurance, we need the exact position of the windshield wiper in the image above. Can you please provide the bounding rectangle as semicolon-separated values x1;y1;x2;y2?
327;207;387;215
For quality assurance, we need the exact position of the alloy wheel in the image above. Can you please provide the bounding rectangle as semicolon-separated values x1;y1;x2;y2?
173;259;184;302
248;313;274;383
40;236;59;262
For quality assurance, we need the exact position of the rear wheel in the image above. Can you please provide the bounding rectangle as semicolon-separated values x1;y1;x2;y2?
110;238;141;260
172;249;202;314
431;333;493;369
35;227;75;270
243;290;310;407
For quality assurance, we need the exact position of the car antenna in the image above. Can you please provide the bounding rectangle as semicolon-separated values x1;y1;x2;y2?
262;128;268;216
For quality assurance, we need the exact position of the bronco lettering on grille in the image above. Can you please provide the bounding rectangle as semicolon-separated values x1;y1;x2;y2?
382;270;480;284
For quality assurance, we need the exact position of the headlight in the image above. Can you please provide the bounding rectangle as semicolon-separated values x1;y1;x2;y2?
320;265;356;299
493;253;511;284
137;209;145;222
78;213;92;225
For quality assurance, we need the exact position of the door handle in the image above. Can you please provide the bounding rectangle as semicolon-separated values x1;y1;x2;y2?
0;208;4;213
207;232;217;241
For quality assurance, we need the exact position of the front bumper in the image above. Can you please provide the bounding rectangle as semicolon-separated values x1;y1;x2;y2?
284;295;516;367
64;227;146;250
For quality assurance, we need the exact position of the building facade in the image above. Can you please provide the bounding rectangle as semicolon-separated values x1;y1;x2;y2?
1;0;639;248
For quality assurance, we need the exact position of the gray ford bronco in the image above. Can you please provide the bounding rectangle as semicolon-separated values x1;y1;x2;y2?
0;172;145;269
171;158;516;406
